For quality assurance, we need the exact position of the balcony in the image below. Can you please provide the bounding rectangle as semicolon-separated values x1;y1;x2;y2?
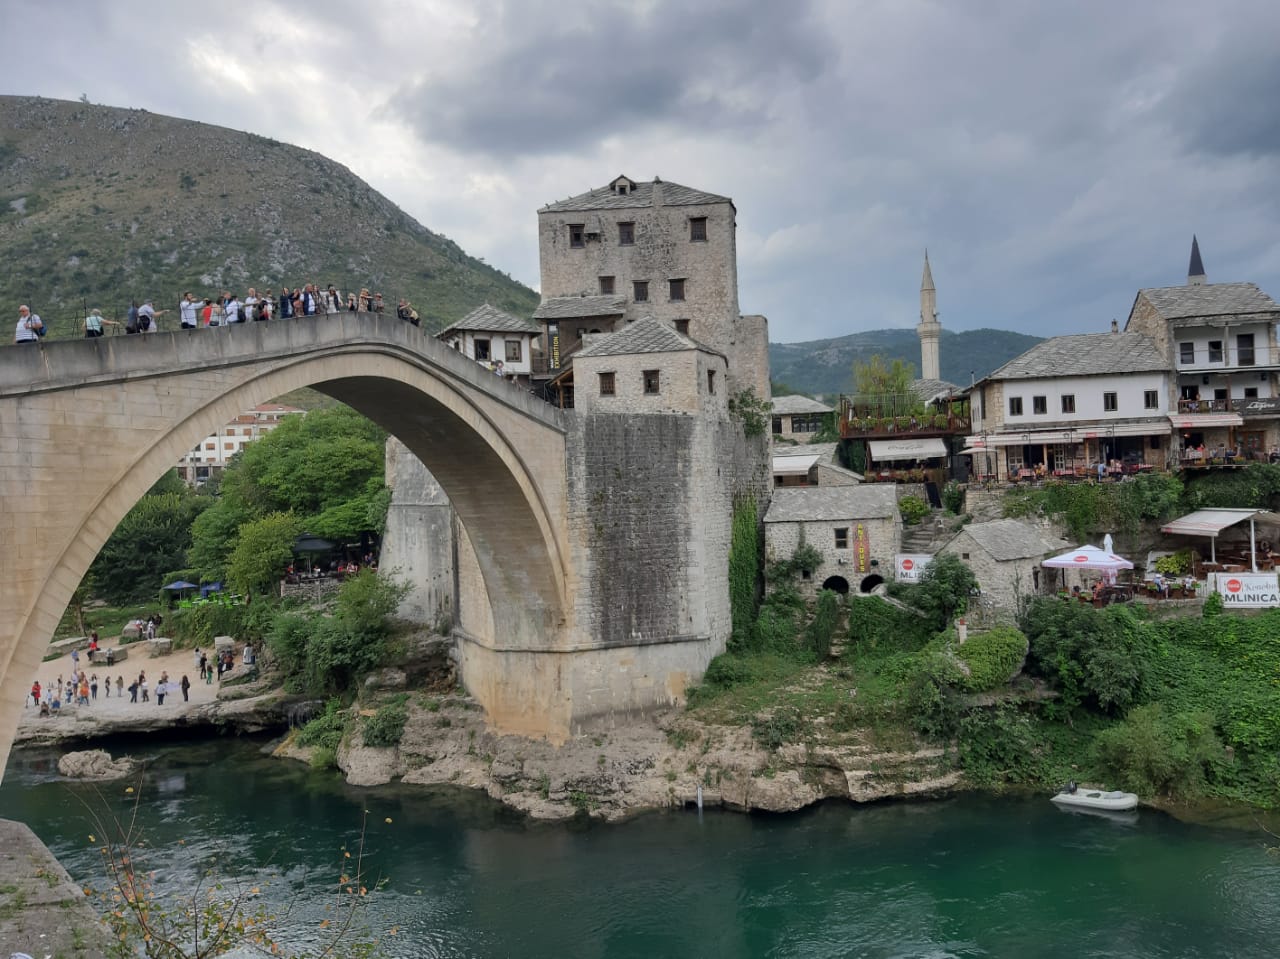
839;394;970;440
1176;398;1231;414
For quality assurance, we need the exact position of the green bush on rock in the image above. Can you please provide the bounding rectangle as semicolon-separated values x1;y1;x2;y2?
956;626;1028;692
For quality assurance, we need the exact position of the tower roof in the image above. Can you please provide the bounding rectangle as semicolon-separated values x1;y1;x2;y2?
1188;235;1206;281
921;251;935;291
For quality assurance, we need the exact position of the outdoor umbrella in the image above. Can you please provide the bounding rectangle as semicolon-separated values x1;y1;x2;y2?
162;580;199;591
1041;544;1134;572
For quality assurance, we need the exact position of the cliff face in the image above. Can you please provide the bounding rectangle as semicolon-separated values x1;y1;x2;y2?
0;95;538;333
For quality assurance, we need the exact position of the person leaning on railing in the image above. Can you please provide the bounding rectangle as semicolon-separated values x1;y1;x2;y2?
84;308;120;338
14;304;43;343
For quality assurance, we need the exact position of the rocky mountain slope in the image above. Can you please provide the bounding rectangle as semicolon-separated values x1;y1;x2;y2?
0;95;539;335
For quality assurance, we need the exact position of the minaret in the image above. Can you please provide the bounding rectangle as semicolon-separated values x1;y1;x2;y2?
918;251;941;381
1188;235;1206;286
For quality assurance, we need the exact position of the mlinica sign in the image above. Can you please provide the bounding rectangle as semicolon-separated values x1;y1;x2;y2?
896;554;933;583
1211;572;1280;608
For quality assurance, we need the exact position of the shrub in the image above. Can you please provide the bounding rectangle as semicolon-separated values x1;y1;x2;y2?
363;697;408;748
941;481;965;515
1022;598;1152;714
909;553;978;631
899;495;930;526
753;603;799;654
1203;591;1224;618
805;590;841;659
956;626;1028;691
297;698;348;751
1093;704;1222;800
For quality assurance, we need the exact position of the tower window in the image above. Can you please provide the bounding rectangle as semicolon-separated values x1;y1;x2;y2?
675;319;690;336
569;224;585;248
599;276;615;295
619;222;635;245
633;280;649;302
669;278;686;301
599;371;615;396
689;217;708;242
707;370;717;394
643;369;661;395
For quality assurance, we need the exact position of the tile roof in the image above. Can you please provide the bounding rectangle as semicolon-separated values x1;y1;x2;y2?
773;442;840;462
438;303;540;336
575;317;698;358
764;485;899;523
951;518;1069;562
1137;282;1280;319
912;378;963;403
986;331;1166;380
540;177;731;213
532;295;628;321
771;394;833;415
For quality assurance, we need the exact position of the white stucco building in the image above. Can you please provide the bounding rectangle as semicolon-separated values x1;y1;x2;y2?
437;303;542;382
176;403;304;485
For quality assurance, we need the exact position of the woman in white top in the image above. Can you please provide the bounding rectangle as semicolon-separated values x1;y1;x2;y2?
84;308;118;338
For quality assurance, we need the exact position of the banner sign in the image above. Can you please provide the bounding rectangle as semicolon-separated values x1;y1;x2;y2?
1211;572;1280;608
895;554;933;583
1232;398;1280;415
854;524;870;573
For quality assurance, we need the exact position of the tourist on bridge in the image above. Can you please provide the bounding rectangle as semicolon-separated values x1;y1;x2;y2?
14;304;42;343
180;292;201;329
137;299;164;333
224;292;243;324
84;308;118;338
278;287;294;319
300;284;318;316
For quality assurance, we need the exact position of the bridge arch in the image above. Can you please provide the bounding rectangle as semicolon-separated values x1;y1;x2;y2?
0;320;574;771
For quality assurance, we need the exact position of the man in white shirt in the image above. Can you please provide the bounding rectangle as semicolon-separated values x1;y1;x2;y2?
179;292;200;329
14;304;42;343
244;288;259;321
224;293;242;324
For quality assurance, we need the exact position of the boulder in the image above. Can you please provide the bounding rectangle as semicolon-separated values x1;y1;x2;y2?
147;638;173;657
364;667;407;691
57;749;135;781
214;636;235;653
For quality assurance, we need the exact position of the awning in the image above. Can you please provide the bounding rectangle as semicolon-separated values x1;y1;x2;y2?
1168;413;1243;429
1161;508;1280;536
772;454;820;476
868;437;948;461
965;421;1169;447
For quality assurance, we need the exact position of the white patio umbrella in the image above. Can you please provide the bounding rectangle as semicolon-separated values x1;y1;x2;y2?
1042;544;1134;572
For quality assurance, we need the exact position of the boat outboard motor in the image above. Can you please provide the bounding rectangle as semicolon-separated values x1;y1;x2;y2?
1067;780;1078;794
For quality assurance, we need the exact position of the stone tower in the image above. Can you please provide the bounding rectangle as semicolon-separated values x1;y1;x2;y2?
1188;235;1206;286
917;251;941;381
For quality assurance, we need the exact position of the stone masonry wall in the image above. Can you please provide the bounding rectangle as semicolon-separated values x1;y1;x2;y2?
382;437;454;626
766;516;900;595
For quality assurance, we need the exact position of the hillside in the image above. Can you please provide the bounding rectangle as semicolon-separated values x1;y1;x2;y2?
769;327;1044;396
0;96;538;336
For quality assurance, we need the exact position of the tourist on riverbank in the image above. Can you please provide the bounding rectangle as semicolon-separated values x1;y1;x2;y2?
15;304;43;343
29;681;40;707
90;674;98;700
115;676;124;698
70;648;80;672
156;671;169;705
181;675;191;702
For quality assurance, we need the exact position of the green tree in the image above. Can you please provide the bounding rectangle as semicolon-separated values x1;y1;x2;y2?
911;553;978;631
226;512;304;596
853;354;916;399
89;491;212;605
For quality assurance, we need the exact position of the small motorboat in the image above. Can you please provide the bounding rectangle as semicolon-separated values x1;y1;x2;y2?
1050;782;1138;811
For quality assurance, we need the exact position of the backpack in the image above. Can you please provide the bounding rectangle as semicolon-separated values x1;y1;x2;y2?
126;305;139;335
35;317;47;337
237;305;247;322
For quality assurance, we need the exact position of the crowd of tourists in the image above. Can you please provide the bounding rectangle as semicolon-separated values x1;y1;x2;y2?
27;666;191;715
14;284;422;342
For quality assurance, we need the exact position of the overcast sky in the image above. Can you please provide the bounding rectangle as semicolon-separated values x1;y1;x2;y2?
6;0;1279;343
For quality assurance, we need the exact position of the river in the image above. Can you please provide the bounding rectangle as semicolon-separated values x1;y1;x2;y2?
3;737;1278;958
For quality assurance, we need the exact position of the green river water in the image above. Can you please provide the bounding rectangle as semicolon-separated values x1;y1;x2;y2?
3;737;1278;958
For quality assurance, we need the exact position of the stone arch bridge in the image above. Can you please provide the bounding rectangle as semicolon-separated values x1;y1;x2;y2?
0;317;746;774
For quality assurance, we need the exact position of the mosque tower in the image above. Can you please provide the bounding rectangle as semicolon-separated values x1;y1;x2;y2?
1187;235;1206;286
917;251;941;381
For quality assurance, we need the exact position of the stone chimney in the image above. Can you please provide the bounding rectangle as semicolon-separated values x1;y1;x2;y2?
1111;318;1118;333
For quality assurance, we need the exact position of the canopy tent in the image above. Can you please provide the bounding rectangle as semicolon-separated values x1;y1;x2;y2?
293;533;336;554
1042;544;1134;572
161;580;199;592
868;437;948;462
1159;508;1280;569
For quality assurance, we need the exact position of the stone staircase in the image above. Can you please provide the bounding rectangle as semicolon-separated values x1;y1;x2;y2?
900;511;965;554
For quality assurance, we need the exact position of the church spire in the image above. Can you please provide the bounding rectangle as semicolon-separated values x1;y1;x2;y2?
917;250;940;381
1188;235;1206;286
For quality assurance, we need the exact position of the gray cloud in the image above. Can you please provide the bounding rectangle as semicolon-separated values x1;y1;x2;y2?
385;0;836;156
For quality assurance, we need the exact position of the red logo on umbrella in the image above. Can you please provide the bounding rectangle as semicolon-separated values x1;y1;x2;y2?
902;559;914;571
1073;555;1088;563
1226;578;1243;593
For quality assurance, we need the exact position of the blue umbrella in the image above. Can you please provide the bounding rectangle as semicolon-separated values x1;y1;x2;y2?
162;581;199;591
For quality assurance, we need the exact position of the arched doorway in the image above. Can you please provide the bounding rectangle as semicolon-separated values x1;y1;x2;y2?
859;574;885;593
821;575;850;595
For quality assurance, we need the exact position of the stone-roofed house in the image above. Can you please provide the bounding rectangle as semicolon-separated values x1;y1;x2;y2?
438;303;542;382
967;328;1173;481
764;486;900;596
938;518;1069;616
772;442;863;488
771;394;833;442
535;174;769;397
571;316;728;417
1124;239;1280;456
